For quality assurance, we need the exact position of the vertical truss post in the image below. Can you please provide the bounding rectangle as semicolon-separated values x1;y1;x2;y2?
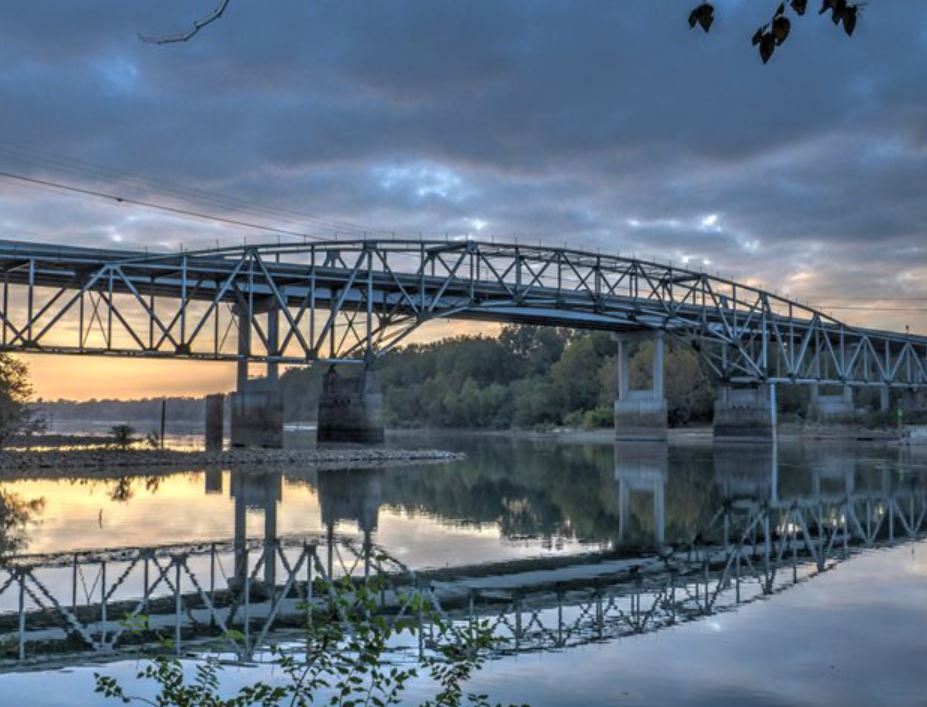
78;288;84;352
305;544;314;631
71;554;78;614
180;255;188;349
100;560;108;645
236;300;250;391
107;267;113;348
366;248;373;359
174;559;182;656
149;278;155;350
26;258;34;343
267;299;279;383
209;544;216;627
17;570;25;661
143;555;150;615
2;269;8;346
309;246;316;355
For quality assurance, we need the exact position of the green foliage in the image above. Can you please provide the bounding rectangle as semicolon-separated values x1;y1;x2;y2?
0;353;43;447
94;577;522;707
0;489;44;557
378;325;716;430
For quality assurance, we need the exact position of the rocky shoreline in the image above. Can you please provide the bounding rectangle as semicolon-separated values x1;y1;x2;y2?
0;446;465;477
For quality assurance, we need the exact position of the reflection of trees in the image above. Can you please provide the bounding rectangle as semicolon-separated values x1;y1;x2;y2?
0;488;44;556
108;475;162;503
345;441;624;544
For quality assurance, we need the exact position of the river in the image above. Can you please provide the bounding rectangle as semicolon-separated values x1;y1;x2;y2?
0;432;924;705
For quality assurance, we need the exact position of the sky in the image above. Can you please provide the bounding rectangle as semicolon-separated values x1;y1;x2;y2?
1;0;926;400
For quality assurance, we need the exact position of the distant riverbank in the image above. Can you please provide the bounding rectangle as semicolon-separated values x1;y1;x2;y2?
391;422;903;444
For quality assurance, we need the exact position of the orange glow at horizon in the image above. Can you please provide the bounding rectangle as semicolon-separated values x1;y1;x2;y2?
20;319;501;401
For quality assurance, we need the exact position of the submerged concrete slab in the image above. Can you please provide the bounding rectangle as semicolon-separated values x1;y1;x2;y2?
317;366;385;444
713;385;775;443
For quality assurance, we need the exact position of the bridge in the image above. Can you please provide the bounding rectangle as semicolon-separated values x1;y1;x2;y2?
0;457;923;668
0;238;924;443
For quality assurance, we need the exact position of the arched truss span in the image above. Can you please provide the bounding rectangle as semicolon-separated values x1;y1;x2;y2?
0;238;923;387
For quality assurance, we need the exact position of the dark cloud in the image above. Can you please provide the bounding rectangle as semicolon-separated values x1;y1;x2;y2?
0;0;925;332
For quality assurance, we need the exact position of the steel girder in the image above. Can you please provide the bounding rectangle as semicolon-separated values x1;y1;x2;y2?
0;237;923;387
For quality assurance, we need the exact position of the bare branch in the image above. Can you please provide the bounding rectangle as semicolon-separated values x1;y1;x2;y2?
138;0;232;45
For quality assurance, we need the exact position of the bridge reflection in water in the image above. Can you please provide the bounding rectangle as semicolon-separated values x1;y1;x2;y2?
0;447;924;668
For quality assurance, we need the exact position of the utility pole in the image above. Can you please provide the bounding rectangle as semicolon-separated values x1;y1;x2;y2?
160;398;167;449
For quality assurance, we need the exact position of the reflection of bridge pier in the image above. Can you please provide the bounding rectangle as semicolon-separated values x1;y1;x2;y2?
713;444;778;504
810;460;857;500
230;470;282;588
317;469;382;577
614;443;668;546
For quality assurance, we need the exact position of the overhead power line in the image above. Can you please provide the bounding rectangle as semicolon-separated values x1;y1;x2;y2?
0;141;393;238
0;169;330;242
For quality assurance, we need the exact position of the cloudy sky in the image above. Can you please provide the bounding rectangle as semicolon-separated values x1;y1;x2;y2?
1;0;925;398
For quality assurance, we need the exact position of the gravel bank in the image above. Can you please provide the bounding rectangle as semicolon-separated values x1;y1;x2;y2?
0;447;464;477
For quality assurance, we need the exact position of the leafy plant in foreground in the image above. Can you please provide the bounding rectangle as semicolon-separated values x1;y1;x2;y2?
94;576;526;707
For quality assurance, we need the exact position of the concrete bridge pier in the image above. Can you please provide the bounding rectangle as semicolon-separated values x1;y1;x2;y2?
713;384;776;443
901;389;927;415
810;384;855;419
317;364;385;444
613;332;668;442
204;393;225;451
230;298;284;448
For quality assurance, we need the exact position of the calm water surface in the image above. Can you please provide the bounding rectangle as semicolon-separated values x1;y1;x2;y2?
0;432;925;706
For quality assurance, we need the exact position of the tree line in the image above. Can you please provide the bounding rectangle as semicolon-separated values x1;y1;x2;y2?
27;324;892;433
373;325;717;430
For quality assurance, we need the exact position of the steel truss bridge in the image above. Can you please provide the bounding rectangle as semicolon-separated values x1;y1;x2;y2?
0;476;924;668
0;238;924;387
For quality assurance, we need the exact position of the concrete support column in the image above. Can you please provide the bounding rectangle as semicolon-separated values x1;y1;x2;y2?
713;384;776;443
880;385;890;413
236;302;250;393
230;377;284;447
810;384;855;418
613;332;668;442
901;389;926;414
230;298;285;448
317;365;385;444
204;393;224;451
